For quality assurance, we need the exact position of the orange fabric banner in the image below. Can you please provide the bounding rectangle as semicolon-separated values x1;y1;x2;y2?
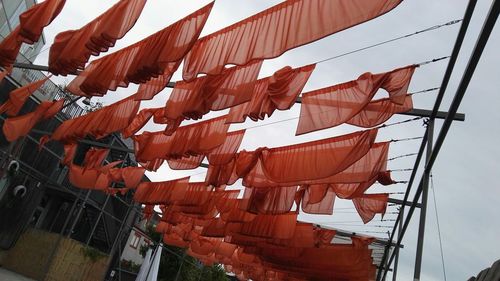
0;77;50;116
296;65;416;135
66;3;214;97
160;61;262;134
49;0;146;75
52;96;140;142
18;0;66;44
241;129;378;187
133;115;230;162
226;64;315;124
3;99;63;142
182;0;403;81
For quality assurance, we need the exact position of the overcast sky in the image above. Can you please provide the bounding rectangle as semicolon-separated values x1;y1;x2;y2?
33;0;500;280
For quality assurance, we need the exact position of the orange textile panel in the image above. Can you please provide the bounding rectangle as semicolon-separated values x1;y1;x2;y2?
297;185;336;215
160;62;262;134
347;94;413;128
3;99;64;142
0;27;23;68
182;0;403;81
122;107;160;139
52;96;140;142
207;130;245;165
108;166;145;189
133;115;230;162
133;177;190;204
240;186;297;215
226;64;315;124
62;143;77;165
204;130;245;185
67;162;122;190
241;129;378;187
239;213;298;240
66;3;214;97
353;193;388;224
174;182;213;207
0;77;50;116
167;155;205;170
296;65;416;135
49;0;145;76
297;141;390;186
18;0;65;44
83;148;109;169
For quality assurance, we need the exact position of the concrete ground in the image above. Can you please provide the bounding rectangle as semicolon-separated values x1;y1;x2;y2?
0;267;36;281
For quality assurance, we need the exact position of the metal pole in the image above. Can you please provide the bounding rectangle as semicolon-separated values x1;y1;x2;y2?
175;252;187;281
392;207;404;281
67;190;91;237
376;0;477;278
413;120;434;280
379;2;498;279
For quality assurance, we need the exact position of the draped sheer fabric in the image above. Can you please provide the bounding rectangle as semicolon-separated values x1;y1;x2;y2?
133;115;230;162
18;0;66;44
241;129;378;187
240;186;297;215
66;3;214;97
121;107;159;138
3;99;64;142
182;0;403;80
52;96;140;142
0;0;65;68
68;161;122;190
226;64;315;124
62;143;77;165
353;193;388;224
297;185;336;215
48;0;146;75
296;65;416;135
134;177;190;204
0;27;23;68
83;148;109;169
347;94;413;128
167;155;205;170
160;62;262;134
0;77;50;116
108;166;145;189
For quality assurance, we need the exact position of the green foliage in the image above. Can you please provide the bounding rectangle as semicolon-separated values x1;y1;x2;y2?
120;259;141;273
143;224;228;281
80;246;107;263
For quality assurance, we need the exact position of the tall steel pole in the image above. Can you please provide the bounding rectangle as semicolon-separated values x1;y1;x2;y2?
413;120;434;280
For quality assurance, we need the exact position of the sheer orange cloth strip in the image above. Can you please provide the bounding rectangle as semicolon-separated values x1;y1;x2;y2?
133;115;230;162
18;0;66;44
83;148;109;169
241;129;378;186
167;155;205;170
66;3;214;97
121;107;159;139
133;177;190;204
2;99;64;142
0;77;50;116
226;64;315;124
0;27;23;68
353;193;389;224
160;61;262;134
296;65;416;135
52;96;140;142
182;0;403;80
0;0;65;68
347;94;413;128
49;0;146;75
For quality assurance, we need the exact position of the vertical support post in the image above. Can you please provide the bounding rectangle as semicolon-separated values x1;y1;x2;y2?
175;252;187;281
67;190;91;237
413;120;434;280
392;207;404;281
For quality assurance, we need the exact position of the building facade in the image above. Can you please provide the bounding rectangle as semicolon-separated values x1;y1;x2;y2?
0;3;145;280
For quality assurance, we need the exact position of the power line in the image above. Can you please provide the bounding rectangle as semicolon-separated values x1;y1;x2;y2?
314;19;462;64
